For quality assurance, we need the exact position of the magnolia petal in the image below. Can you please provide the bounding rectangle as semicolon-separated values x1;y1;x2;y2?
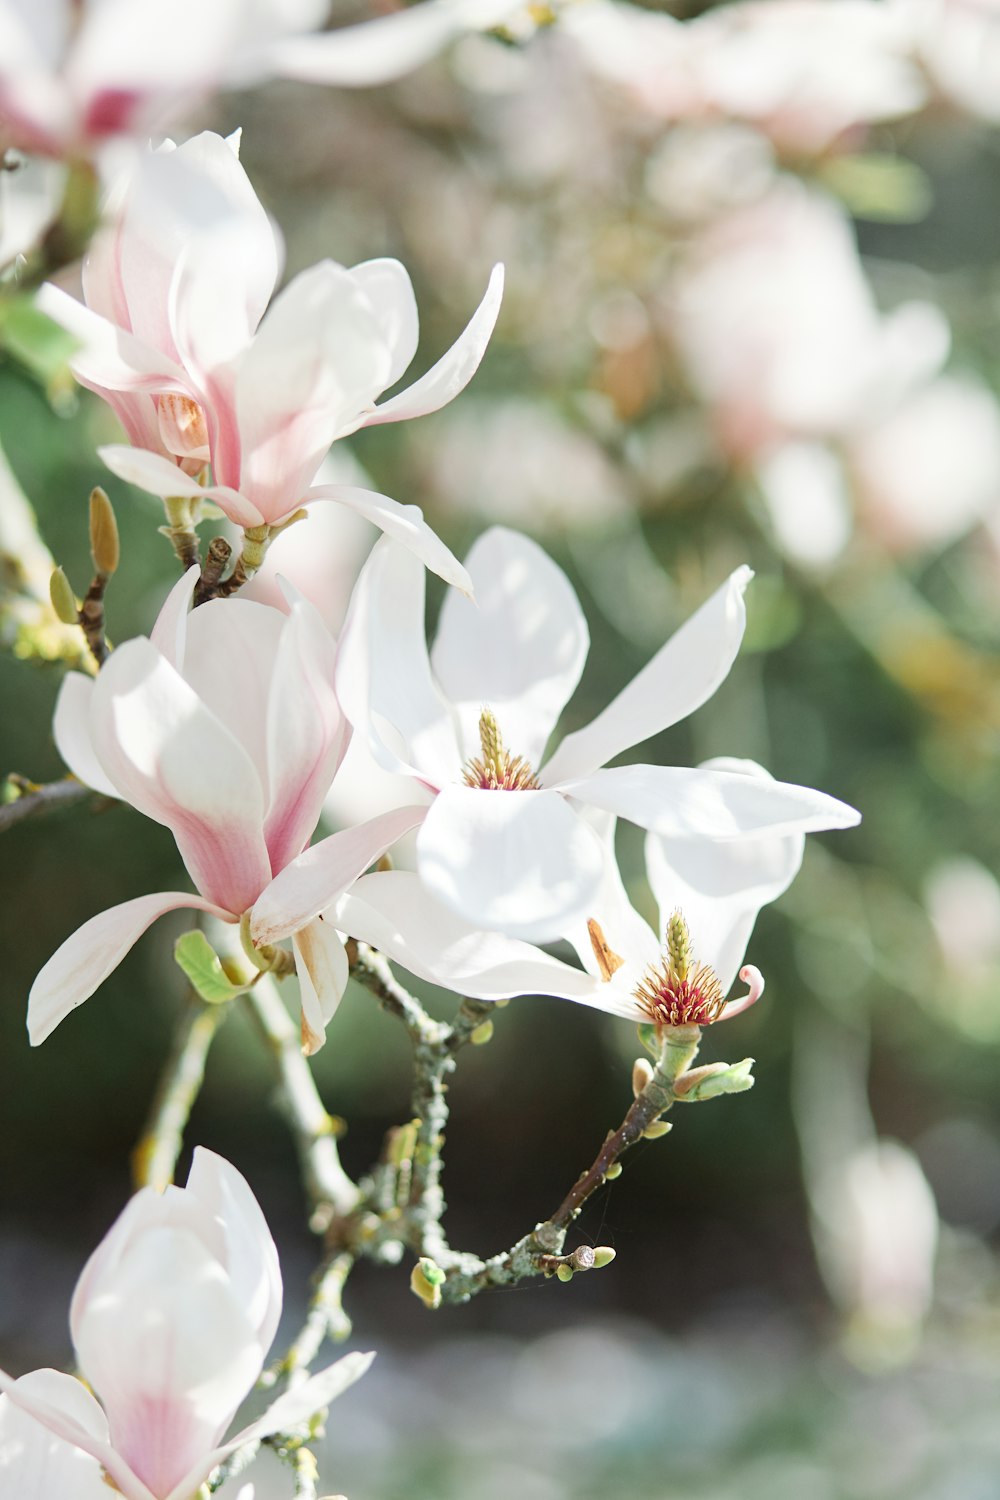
0;1367;155;1500
0;1370;114;1500
53;674;120;800
542;566;753;784
416;785;607;943
349;258;420;391
250;805;429;945
336;871;613;1006
264;595;348;877
306;484;472;594
562;828;661;983
88;638;272;913
430;526;590;768
562;763;861;840
645;758;810;991
273;0;523;84
28;892;233;1045
97;445;266;528
292;916;350;1055
148;565;199;672
36;282;190;396
335;536;461;786
365;263;504;425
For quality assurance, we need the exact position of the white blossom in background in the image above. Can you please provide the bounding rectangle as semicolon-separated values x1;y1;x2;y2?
894;0;1000;123
255;763;818;1026
303;526;859;942
565;0;925;153
28;567;424;1052
0;0;527;158
0;1150;371;1500
0;153;65;270
38;129;501;590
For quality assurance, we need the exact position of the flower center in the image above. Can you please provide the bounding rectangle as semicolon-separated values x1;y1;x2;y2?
633;910;726;1027
462;709;540;792
158;393;210;462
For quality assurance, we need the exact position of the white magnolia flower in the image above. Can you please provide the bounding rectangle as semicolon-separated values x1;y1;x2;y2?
0;1150;371;1500
314;527;859;942
0;0;526;157
29;566;424;1052
254;763;812;1027
893;0;1000;124
38;129;503;591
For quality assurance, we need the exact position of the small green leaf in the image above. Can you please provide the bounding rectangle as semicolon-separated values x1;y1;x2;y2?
174;930;246;1004
0;299;77;401
818;153;933;224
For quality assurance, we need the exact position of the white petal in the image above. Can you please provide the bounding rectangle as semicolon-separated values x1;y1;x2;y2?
28;892;232;1046
430;526;589;768
147;565;199;673
542;566;752;784
306;484;471;593
0;1372;113;1500
264;596;348;876
89;638;272;913
273;0;524;84
561;826;661;981
0;1367;154;1500
97;444;266;528
250;805;429;945
53;674;120;799
365;264;504;425
563;763;862;839
35;282;190;396
337;871;611;1005
645;758;809;991
215;1352;374;1460
349;258;420;391
292;917;350;1055
415;785;606;943
335;536;461;787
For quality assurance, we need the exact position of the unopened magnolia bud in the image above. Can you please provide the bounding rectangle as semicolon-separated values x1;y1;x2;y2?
592;1247;616;1269
604;1161;623;1180
632;1057;654;1096
410;1257;444;1309
556;1264;574;1283
470;1019;494;1046
675;1057;756;1102
49;567;79;624
89;487;119;575
642;1118;672;1140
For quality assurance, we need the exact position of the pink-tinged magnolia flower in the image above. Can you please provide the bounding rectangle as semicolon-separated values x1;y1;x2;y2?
671;183;950;464
254;763;810;1026
0;1150;371;1500
0;0;526;157
893;0;1000;124
307;527;860;943
29;566;425;1050
37;129;503;591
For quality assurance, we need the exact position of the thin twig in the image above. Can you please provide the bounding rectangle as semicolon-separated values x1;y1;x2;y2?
0;775;95;833
77;569;110;666
194;537;233;605
132;992;230;1192
244;975;360;1226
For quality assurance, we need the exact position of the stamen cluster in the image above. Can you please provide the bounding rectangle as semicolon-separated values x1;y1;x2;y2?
633;910;727;1027
462;709;541;791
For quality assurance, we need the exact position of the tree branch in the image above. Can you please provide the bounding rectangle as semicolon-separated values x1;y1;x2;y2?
132;991;230;1192
0;775;96;833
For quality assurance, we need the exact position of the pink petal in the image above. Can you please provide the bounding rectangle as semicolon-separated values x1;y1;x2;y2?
0;1368;155;1500
415;785;607;943
97;445;266;528
28;892;233;1045
88;639;273;912
365;263;503;424
148;566;199;673
53;674;120;800
542;566;753;784
430;526;589;769
250;805;428;945
36;282;191;397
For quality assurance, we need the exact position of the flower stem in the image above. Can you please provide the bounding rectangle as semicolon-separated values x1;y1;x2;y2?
132;991;229;1192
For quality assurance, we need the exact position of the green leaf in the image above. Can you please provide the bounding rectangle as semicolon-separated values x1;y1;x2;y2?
0;299;77;402
174;930;247;1004
818;153;933;224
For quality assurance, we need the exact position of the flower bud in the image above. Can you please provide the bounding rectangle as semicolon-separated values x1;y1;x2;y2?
632;1057;654;1097
642;1119;672;1140
556;1264;574;1282
604;1161;623;1180
470;1018;494;1046
674;1058;756;1102
592;1247;617;1269
88;487;119;576
410;1258;445;1309
49;567;79;625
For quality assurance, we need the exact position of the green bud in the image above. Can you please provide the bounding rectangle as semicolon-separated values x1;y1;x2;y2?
632;1057;654;1096
49;567;79;625
89;487;119;575
592;1247;616;1269
470;1019;494;1046
675;1058;756;1102
410;1258;444;1308
642;1118;672;1140
556;1264;574;1283
604;1161;623;1180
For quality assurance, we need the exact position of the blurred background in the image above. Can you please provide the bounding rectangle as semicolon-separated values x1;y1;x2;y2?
5;2;1000;1495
